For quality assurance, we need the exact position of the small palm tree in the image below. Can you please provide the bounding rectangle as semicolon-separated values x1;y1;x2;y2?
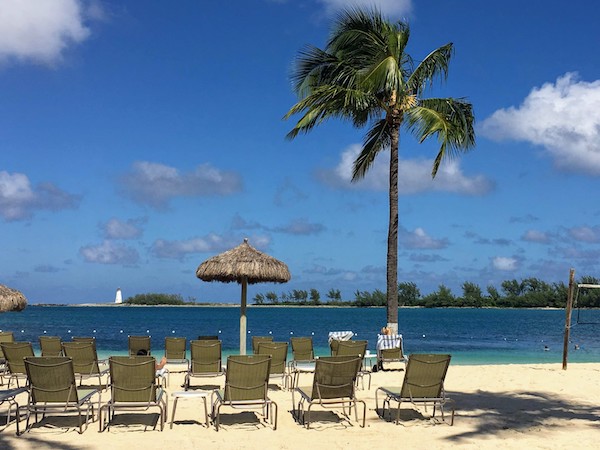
285;8;475;333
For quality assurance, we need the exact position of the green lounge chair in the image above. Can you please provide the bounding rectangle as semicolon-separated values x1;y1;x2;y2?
61;341;109;388
257;341;290;389
289;337;316;389
164;337;188;377
211;354;277;431
0;386;27;434
0;331;15;384
292;355;365;429
184;340;225;390
23;356;99;434
251;336;273;354
197;335;219;341
0;342;34;388
375;353;454;425
376;334;407;371
99;356;167;432
336;340;371;390
39;336;63;357
128;335;151;356
72;336;96;345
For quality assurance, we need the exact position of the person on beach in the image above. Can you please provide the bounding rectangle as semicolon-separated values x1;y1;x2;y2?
381;326;391;336
136;349;167;370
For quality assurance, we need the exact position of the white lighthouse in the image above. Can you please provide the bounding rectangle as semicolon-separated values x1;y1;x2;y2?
115;288;123;304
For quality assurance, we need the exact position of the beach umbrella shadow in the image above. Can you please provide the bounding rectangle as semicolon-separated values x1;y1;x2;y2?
196;238;291;354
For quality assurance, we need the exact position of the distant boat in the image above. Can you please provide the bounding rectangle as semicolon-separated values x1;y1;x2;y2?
115;288;123;304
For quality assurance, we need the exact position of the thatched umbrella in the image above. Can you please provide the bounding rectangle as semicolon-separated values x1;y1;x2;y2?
196;238;291;354
0;284;28;313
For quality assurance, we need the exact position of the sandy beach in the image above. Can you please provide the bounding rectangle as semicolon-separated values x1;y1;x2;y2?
1;362;599;450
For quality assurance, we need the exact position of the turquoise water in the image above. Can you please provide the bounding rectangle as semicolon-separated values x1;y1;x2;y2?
1;306;599;365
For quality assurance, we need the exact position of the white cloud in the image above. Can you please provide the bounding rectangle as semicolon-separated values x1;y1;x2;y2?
317;0;412;18
400;227;448;250
480;73;600;175
568;226;600;243
319;144;492;195
522;229;551;244
0;0;94;66
274;218;325;235
0;170;79;221
102;218;144;240
80;241;139;265
492;256;518;271
150;234;271;259
120;161;243;209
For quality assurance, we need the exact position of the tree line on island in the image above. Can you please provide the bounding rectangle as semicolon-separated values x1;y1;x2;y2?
252;276;600;308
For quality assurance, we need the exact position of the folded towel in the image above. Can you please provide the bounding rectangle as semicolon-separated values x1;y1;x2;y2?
328;331;354;342
376;334;402;351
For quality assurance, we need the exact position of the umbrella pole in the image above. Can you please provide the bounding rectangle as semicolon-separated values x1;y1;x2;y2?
240;277;247;355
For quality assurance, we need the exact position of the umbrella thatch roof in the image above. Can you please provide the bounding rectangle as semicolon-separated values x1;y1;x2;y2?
0;284;28;312
196;238;291;284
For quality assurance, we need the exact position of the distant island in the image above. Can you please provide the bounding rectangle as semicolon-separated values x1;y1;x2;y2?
124;293;197;306
252;276;600;308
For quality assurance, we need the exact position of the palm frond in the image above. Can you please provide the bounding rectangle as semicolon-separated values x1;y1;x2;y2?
404;97;475;177
407;43;453;96
352;119;390;181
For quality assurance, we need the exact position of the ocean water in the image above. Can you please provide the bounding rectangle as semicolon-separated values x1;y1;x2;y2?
1;305;599;365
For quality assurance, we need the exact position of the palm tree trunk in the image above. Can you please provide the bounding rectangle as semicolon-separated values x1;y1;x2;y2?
387;121;400;334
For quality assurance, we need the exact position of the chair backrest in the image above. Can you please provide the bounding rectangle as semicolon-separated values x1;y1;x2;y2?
190;340;222;374
165;337;187;360
311;356;361;400
257;342;288;375
197;335;219;341
128;335;151;356
223;355;271;402
377;334;405;359
291;337;314;361
109;356;157;403
329;339;340;356
24;356;78;403
0;331;14;359
1;342;34;375
72;337;95;344
62;341;100;375
336;340;368;358
251;336;273;354
400;354;451;399
39;336;63;356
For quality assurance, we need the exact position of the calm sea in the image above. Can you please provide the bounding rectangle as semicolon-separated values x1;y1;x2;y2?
1;306;599;365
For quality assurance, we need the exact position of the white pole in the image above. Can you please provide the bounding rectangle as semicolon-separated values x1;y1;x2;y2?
240;277;248;355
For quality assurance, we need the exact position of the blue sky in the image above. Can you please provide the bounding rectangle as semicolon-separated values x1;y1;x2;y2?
1;0;600;304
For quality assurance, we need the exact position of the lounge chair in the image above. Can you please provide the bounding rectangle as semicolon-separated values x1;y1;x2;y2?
99;356;167;432
39;336;63;357
0;386;27;434
197;335;219;341
164;337;188;375
292;355;365;429
376;334;406;370
289;337;315;389
257;341;289;389
61;341;109;388
72;336;96;344
23;356;99;434
128;335;151;356
328;331;354;356
184;339;225;390
211;354;277;431
251;336;273;354
0;342;34;388
375;353;454;425
0;331;14;371
335;340;371;389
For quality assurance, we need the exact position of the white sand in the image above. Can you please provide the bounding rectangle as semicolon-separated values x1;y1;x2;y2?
2;362;599;449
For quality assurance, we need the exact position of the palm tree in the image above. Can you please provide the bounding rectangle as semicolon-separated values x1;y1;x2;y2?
284;8;475;333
